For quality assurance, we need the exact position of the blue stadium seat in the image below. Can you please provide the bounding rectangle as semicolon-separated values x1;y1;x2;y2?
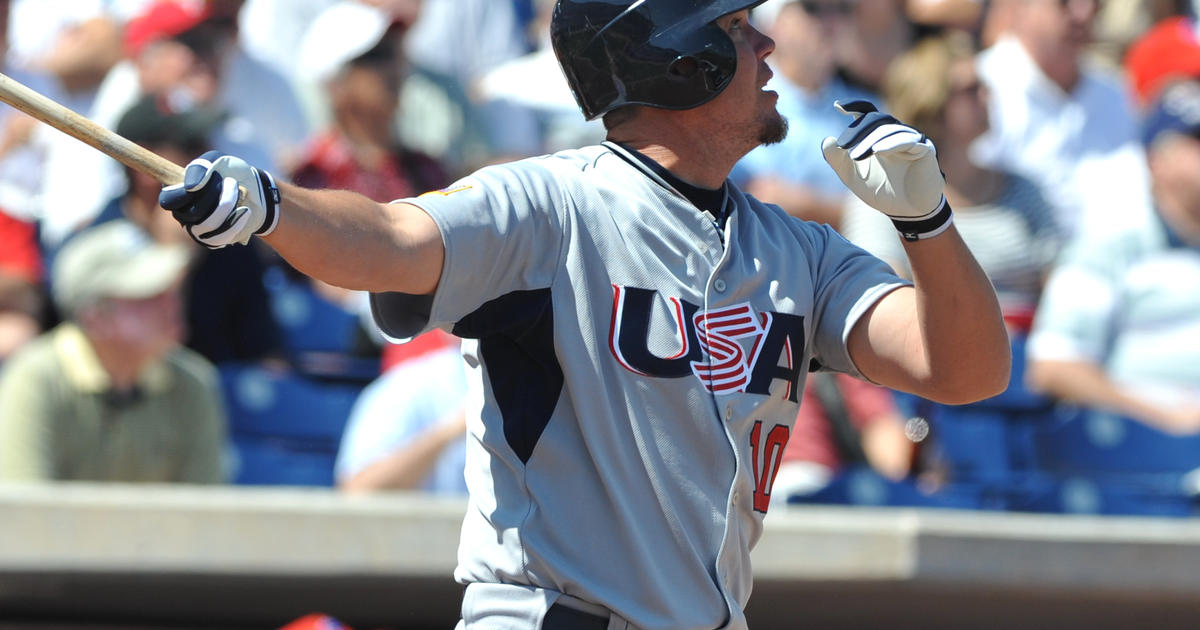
1034;408;1200;476
220;364;363;442
903;333;1054;485
264;267;361;355
925;406;1023;483
262;267;380;382
219;364;364;486
786;467;987;510
229;437;340;486
886;336;1200;517
1004;472;1195;517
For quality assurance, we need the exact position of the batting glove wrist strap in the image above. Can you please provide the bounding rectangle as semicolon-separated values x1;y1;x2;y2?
158;150;281;249
822;100;947;225
891;196;954;242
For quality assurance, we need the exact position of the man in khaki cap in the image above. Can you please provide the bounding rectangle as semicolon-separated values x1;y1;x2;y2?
0;220;226;483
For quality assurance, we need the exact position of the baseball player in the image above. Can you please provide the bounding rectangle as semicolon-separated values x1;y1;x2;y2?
159;1;1010;628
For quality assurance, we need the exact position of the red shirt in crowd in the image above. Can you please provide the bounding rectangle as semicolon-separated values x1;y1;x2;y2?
291;130;448;203
783;374;900;471
0;208;41;284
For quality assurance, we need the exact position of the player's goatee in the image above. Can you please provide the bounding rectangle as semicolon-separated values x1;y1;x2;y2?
760;114;788;146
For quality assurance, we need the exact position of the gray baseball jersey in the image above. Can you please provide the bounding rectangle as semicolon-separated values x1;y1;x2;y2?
370;141;907;629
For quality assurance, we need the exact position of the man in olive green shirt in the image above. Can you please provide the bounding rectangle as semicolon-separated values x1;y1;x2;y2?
0;220;226;483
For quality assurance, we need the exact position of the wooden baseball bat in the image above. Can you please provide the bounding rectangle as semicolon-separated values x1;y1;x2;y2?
0;72;185;185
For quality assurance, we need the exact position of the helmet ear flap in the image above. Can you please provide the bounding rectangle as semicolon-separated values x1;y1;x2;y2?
668;55;724;94
669;55;701;79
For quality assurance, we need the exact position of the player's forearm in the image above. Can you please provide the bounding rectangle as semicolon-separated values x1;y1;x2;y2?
263;183;443;295
901;226;1010;402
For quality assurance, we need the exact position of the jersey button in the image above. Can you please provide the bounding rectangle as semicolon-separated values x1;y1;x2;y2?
714;279;727;292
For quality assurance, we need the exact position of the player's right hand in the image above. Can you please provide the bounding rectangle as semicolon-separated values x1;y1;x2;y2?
158;150;281;249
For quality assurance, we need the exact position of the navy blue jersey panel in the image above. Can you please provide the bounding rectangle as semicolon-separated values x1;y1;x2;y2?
454;289;563;464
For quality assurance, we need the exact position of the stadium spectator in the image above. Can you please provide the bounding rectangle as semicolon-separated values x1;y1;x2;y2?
0;0;44;363
773;373;913;503
0;208;42;362
904;0;987;32
1124;1;1200;108
37;0;309;252
1089;0;1181;70
0;0;58;227
84;94;286;365
402;0;525;100
292;9;449;365
4;0;132;109
292;18;446;204
841;33;1060;336
973;0;1152;241
237;0;341;82
1026;79;1200;435
400;0;529;169
835;0;916;96
475;0;606;158
111;0;308;173
335;337;468;493
0;220;226;483
15;1;175;250
733;0;876;227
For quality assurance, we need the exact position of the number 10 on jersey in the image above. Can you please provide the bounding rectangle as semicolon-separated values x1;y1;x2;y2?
750;421;790;513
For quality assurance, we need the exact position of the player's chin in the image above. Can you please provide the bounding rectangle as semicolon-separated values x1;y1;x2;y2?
757;109;788;147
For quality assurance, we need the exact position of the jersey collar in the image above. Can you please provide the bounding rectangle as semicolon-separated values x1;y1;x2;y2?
604;141;731;228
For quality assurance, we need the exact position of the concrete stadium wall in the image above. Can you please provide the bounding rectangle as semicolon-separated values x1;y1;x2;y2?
2;483;1200;629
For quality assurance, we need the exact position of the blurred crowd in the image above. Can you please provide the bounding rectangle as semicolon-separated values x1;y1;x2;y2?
1;0;1200;517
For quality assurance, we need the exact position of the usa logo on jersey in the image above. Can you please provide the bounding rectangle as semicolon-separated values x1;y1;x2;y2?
608;285;806;401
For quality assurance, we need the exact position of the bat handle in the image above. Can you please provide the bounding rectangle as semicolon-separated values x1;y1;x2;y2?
0;72;185;184
0;72;254;204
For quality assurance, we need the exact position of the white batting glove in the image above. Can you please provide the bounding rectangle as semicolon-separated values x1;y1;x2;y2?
821;100;952;241
158;150;281;249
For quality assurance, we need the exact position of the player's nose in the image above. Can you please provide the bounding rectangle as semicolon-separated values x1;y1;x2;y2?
752;23;775;59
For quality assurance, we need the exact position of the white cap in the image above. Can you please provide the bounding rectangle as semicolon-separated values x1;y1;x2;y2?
296;1;392;84
52;221;191;315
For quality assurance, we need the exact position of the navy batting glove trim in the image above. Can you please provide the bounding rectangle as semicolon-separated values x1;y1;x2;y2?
198;207;249;240
165;173;224;226
891;198;953;241
158;183;192;212
182;150;226;191
251;167;280;236
837;100;878;116
837;111;908;158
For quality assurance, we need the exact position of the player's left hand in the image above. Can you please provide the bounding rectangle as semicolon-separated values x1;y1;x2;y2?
158;150;281;249
821;100;951;241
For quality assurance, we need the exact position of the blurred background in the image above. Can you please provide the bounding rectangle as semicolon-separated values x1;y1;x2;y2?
4;0;1200;628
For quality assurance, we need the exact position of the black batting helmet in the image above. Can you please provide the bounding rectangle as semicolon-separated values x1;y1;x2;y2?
551;0;769;121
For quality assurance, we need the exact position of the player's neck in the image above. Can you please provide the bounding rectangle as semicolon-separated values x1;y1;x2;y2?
608;124;738;190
